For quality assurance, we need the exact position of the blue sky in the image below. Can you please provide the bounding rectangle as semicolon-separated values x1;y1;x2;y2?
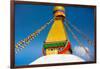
15;4;95;66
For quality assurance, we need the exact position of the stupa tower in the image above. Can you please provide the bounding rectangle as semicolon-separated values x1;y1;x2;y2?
43;6;72;55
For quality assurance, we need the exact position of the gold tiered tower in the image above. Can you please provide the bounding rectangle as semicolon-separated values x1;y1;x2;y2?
43;6;72;55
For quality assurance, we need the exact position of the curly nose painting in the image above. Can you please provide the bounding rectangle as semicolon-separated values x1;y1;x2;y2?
14;2;96;67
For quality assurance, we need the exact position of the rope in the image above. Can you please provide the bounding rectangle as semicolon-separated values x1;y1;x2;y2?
65;19;94;46
64;21;91;60
15;17;54;54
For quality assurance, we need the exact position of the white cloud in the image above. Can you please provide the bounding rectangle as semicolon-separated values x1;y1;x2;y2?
73;46;90;58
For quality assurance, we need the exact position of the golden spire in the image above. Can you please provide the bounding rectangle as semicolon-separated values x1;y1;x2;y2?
54;6;65;12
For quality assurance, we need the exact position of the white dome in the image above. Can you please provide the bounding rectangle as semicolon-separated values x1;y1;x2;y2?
29;54;85;65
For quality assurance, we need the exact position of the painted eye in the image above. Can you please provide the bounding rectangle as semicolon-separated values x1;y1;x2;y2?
51;48;53;51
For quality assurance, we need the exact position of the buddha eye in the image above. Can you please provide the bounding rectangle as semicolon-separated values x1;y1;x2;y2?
51;48;53;51
58;48;61;50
